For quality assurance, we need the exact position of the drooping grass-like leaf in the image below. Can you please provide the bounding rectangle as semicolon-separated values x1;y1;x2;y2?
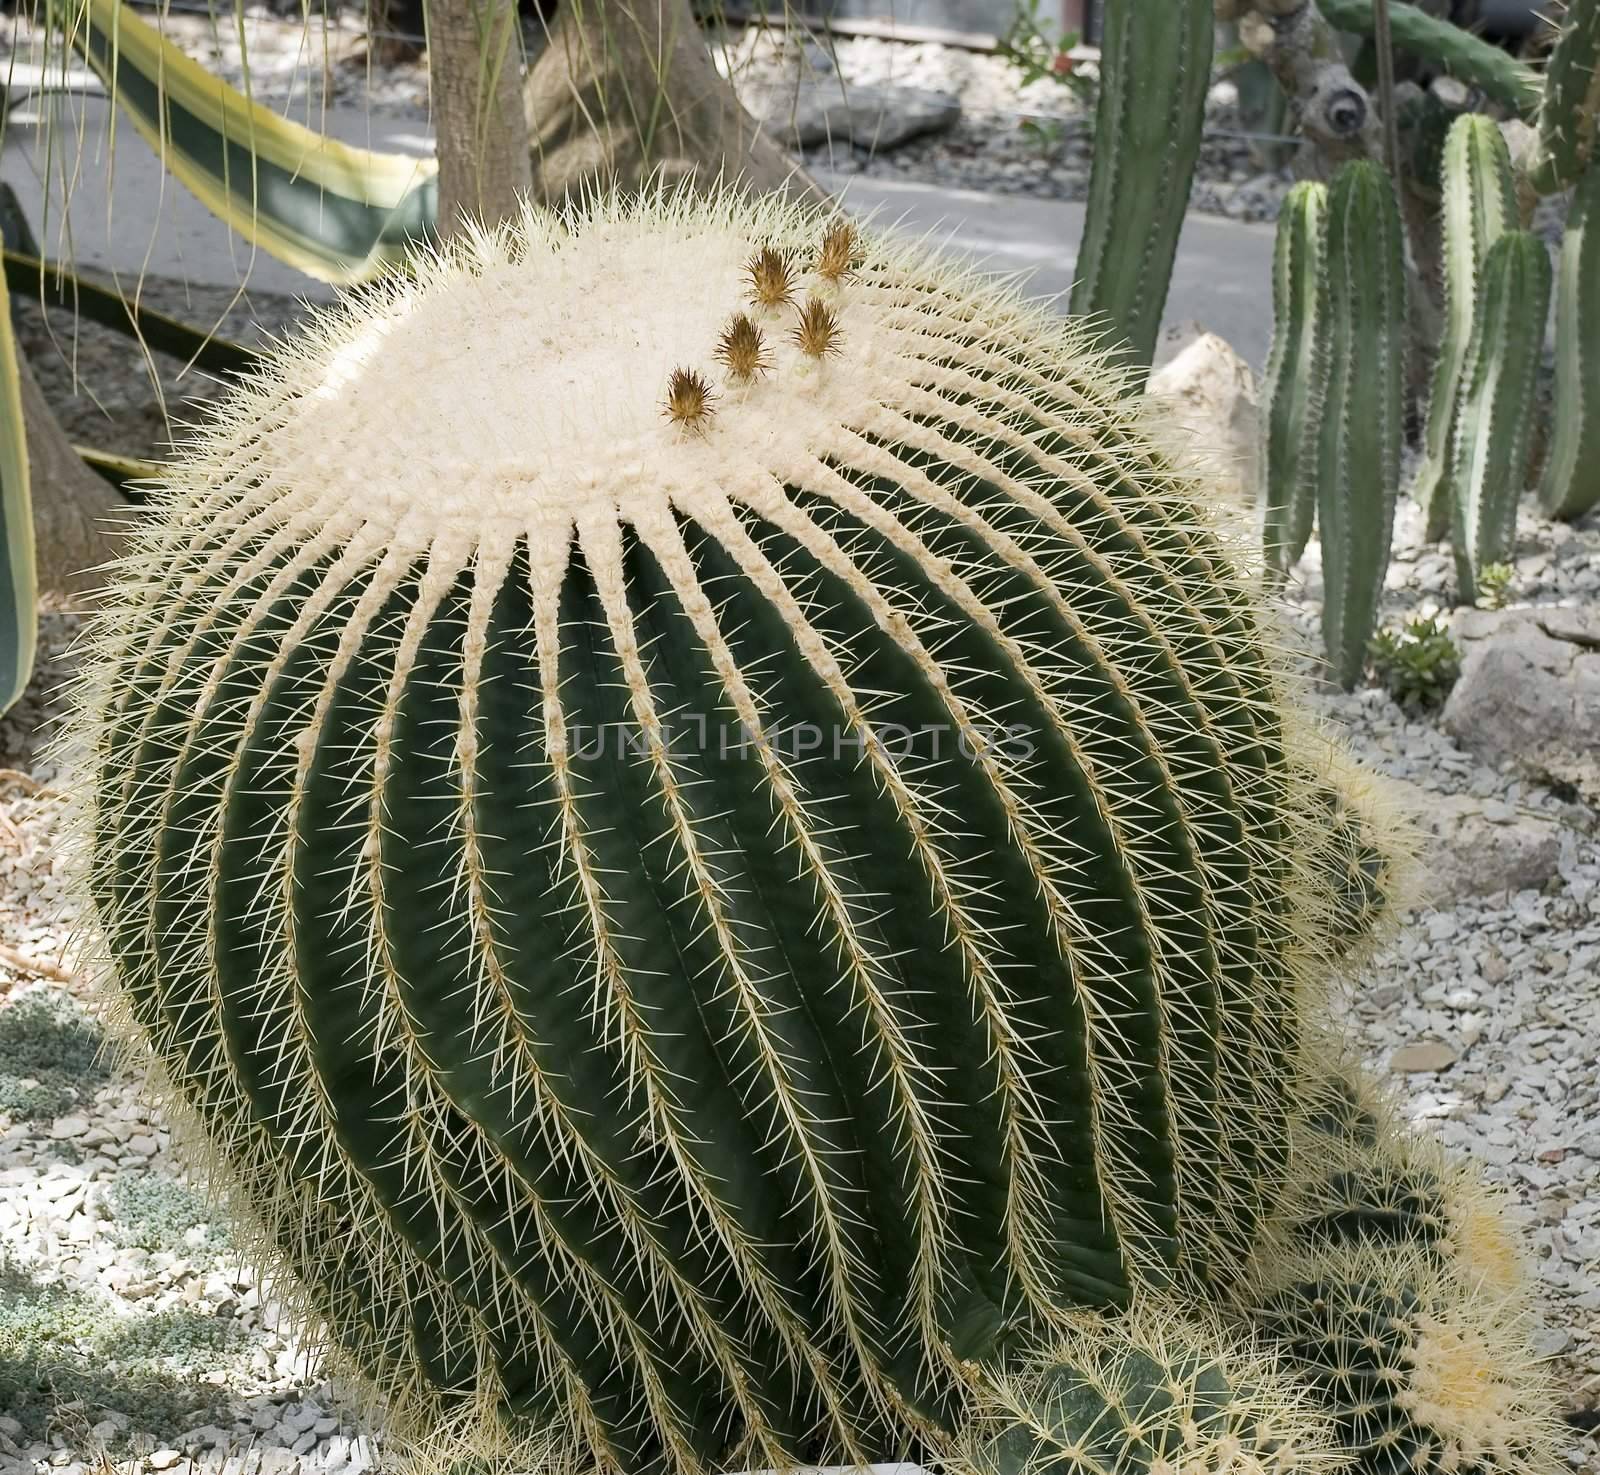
0;252;37;716
52;0;438;284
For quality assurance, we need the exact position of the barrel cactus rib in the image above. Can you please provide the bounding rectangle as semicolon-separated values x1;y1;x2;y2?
680;489;1117;1323
1539;158;1600;519
1416;116;1519;543
614;501;957;1370
450;543;818;1470
814;428;1260;1208
756;463;1230;1295
360;557;748;1472
523;524;883;1458
792;434;1267;1286
67;188;1381;1475
112;545;508;1418
854;364;1297;1001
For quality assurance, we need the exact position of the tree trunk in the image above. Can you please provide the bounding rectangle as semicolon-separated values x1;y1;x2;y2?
430;0;535;234
17;349;129;602
521;0;823;206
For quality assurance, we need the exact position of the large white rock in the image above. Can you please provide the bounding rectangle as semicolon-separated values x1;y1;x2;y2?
1444;607;1600;806
740;77;961;152
1147;328;1261;505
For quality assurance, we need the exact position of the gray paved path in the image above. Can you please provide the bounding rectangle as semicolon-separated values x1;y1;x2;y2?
3;97;1275;362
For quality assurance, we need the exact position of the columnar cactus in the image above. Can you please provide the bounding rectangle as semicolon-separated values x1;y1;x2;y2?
1449;231;1552;605
1539;158;1600;521
1312;161;1407;690
1260;182;1326;580
1071;0;1212;373
65;189;1392;1474
1414;116;1519;543
1532;0;1600;195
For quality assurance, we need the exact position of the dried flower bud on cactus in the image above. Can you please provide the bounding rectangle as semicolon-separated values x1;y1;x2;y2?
714;313;772;384
745;245;794;309
662;366;717;432
790;296;842;360
816;220;858;284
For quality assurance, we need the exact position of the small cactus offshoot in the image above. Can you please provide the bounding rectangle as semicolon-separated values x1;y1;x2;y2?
959;1310;1343;1475
1277;1067;1528;1300
1250;1243;1559;1475
790;296;843;359
745;245;795;309
713;314;772;384
662;365;717;432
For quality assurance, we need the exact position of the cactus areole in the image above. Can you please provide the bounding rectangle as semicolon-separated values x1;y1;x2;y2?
72;191;1355;1475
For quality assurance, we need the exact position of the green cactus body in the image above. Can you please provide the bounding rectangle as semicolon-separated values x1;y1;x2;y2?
1539;158;1600;520
1449;231;1552;605
1314;161;1408;691
1533;0;1600;194
959;1311;1340;1475
69;191;1378;1475
1250;1245;1558;1475
1415;116;1519;543
1069;0;1211;374
1261;182;1327;579
1316;0;1544;118
1280;1070;1527;1300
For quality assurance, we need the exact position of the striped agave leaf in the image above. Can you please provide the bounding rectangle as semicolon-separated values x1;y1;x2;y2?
52;0;437;283
1;252;37;715
3;249;259;376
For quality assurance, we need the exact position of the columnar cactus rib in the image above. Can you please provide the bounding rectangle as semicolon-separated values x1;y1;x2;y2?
1533;0;1600;194
70;191;1379;1475
1069;0;1212;373
1261;182;1327;579
1415;116;1519;543
1314;161;1407;691
1449;231;1552;606
1539;158;1600;520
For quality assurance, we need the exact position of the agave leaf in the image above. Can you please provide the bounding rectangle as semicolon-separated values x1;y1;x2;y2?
1;253;38;715
76;443;162;495
52;0;437;283
3;249;259;376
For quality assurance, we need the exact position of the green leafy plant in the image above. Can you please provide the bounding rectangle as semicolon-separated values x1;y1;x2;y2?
995;0;1095;112
1368;616;1462;711
108;1174;231;1254
0;992;109;1122
1475;562;1515;612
